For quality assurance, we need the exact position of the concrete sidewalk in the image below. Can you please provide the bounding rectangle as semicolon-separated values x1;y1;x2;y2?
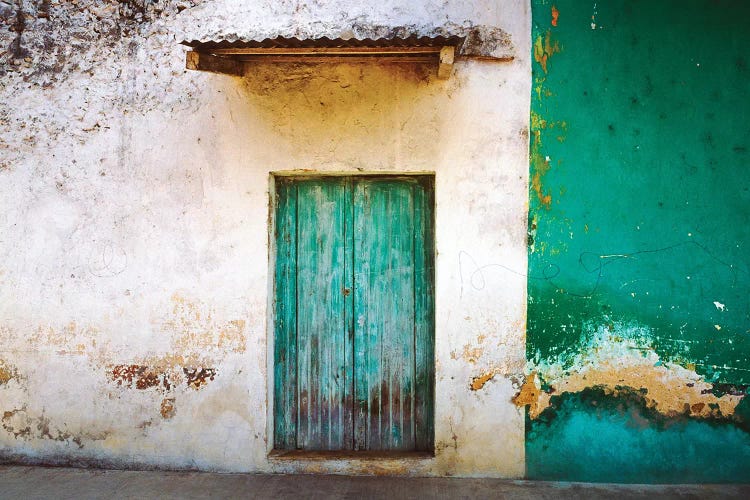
0;466;748;499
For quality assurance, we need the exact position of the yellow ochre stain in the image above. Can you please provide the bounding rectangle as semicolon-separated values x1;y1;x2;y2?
530;128;553;208
0;361;18;385
551;5;560;27
524;346;744;420
470;371;497;391
513;372;541;416
533;30;561;74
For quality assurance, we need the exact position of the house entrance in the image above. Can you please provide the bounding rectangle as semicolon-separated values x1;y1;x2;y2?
273;175;435;452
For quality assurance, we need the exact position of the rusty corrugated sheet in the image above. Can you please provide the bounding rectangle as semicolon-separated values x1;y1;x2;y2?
181;35;465;52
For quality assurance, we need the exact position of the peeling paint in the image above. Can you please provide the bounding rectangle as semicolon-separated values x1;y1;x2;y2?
467;358;526;392
532;30;560;74
28;322;101;355
107;358;218;392
470;371;497;391
184;367;217;390
512;372;541;415
0;360;19;385
530;112;553;209
1;409;30;439
529;113;568;212
2;407;107;447
108;364;172;391
166;294;247;355
521;324;745;420
451;335;487;364
160;398;176;419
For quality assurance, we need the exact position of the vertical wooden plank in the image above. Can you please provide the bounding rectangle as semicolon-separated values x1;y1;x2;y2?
353;178;417;451
273;178;298;449
295;179;351;450
413;177;435;451
343;178;356;449
353;180;369;450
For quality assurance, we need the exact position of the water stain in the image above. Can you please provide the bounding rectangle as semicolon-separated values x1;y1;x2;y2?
160;398;176;419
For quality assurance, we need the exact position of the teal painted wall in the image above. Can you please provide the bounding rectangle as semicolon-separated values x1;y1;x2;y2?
527;0;750;482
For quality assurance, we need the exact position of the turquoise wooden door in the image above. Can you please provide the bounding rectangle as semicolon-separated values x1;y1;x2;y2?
273;176;434;452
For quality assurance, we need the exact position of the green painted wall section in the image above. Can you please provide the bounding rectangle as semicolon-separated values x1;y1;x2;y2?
527;0;750;482
527;389;750;483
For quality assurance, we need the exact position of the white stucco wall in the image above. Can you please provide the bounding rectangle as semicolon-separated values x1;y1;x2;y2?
0;0;530;476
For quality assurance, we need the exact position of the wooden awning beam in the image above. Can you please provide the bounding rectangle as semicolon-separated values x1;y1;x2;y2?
235;55;437;63
185;45;456;79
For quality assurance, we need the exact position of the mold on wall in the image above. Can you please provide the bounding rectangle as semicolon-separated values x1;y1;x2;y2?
524;0;750;482
1;0;530;476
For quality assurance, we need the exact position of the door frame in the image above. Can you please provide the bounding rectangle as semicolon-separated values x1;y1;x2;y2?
266;171;437;457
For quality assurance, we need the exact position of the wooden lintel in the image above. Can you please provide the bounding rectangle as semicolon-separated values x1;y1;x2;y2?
185;51;242;76
209;46;444;56
437;46;455;79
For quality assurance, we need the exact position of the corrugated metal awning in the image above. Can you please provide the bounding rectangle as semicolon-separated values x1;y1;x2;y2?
181;34;466;79
182;34;465;51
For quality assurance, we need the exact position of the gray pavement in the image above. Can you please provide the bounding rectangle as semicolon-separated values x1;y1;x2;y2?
0;466;748;499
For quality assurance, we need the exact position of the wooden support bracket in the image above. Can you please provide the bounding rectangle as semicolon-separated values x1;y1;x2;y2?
186;51;242;76
437;46;455;79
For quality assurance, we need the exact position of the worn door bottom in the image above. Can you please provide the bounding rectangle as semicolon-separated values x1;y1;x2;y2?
268;450;434;460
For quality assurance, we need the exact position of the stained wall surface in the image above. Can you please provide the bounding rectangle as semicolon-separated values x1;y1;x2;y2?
526;0;750;482
0;1;530;476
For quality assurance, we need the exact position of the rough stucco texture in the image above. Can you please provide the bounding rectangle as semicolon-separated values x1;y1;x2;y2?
524;0;750;483
0;1;530;476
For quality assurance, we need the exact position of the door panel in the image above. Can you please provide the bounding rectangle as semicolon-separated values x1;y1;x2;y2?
295;179;353;450
273;179;298;450
273;176;434;452
412;183;436;451
353;179;416;451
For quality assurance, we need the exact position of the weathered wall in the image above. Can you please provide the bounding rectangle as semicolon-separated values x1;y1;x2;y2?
524;0;750;482
0;1;530;476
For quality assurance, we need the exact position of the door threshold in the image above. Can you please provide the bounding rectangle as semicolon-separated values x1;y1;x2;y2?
268;450;434;461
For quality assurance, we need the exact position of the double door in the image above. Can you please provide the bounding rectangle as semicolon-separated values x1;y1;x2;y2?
273;176;434;451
